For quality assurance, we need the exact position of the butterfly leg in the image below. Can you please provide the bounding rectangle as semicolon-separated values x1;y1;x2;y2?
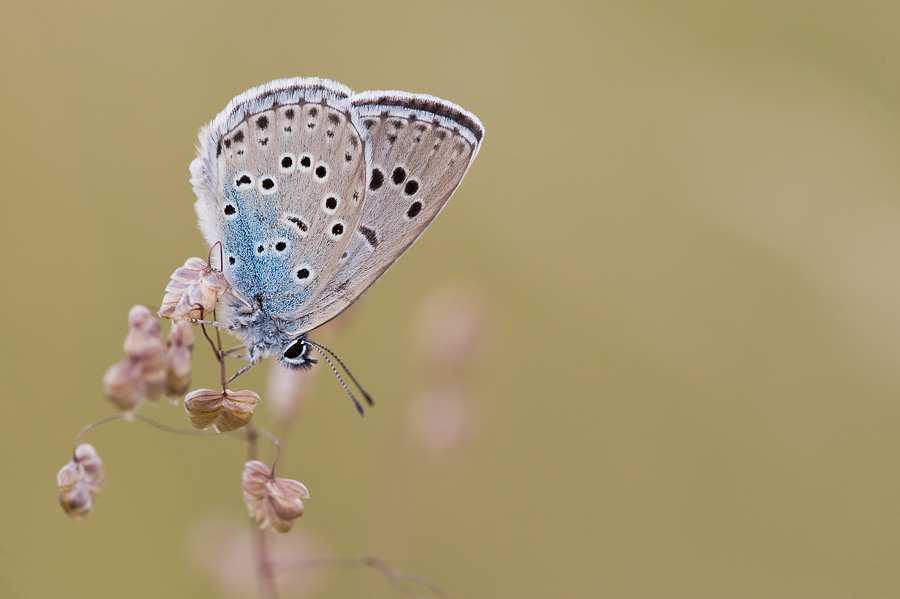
221;345;252;360
188;318;237;329
226;359;259;384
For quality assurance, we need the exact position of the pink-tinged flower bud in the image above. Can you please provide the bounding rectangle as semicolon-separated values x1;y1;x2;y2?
124;305;163;350
102;359;145;411
184;389;260;432
166;320;194;397
104;306;167;409
158;257;229;321
57;444;105;521
138;345;167;402
241;461;309;533
125;306;167;398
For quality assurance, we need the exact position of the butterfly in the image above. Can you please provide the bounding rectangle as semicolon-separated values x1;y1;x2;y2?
188;77;484;379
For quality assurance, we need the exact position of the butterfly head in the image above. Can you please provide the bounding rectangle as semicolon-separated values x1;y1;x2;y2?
279;334;317;370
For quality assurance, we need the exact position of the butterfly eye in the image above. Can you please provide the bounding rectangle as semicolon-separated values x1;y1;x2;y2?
280;338;316;370
283;340;304;359
281;335;317;369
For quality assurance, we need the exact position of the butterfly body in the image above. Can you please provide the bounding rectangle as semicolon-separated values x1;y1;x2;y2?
189;78;483;368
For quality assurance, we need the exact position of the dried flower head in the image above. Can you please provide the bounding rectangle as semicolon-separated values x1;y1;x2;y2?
103;306;168;409
166;319;194;397
57;444;105;521
102;358;145;411
184;388;261;432
241;461;309;533
159;257;228;321
124;305;164;357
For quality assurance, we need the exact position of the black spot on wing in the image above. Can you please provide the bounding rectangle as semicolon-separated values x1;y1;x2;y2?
288;216;308;232
369;168;384;190
359;225;379;249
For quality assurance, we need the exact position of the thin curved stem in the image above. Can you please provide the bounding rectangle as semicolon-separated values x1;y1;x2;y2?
274;554;452;599
74;413;128;450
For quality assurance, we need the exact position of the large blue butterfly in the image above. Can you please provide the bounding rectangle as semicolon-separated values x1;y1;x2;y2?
189;78;484;377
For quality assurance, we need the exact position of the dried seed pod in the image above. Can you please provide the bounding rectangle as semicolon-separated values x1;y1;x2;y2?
138;344;167;402
158;257;228;321
124;305;164;357
57;444;105;521
166;320;194;397
184;388;260;432
102;358;145;411
104;306;167;408
241;461;309;533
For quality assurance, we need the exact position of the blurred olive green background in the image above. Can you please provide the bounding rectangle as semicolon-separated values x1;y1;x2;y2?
4;0;900;597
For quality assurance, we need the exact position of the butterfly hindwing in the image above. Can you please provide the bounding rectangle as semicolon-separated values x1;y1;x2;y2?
282;90;484;334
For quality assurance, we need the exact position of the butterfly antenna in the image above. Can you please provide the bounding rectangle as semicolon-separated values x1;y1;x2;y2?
305;339;374;406
306;343;365;416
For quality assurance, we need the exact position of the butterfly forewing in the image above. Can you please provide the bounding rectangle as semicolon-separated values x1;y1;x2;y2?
191;79;366;317
282;91;484;334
